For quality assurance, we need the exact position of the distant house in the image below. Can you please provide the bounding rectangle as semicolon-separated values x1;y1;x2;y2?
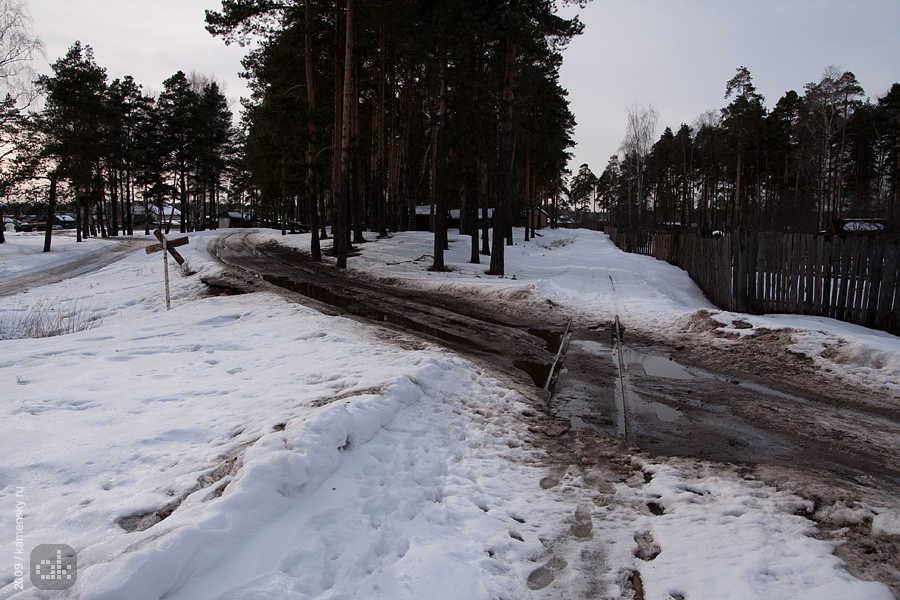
55;215;77;230
827;219;887;239
415;205;494;231
218;211;248;228
135;204;182;228
527;207;550;230
13;215;75;232
414;205;433;231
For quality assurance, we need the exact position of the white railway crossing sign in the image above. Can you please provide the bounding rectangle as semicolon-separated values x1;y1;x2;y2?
145;229;189;310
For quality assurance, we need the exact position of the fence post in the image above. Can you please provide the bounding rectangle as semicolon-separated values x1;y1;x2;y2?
732;228;748;313
876;242;899;331
865;240;885;328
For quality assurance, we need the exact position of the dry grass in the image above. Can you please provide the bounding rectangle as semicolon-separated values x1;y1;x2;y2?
0;296;104;340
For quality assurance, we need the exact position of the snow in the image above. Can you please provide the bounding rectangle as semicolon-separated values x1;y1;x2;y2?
0;233;113;283
275;228;715;330
841;221;884;233
872;511;900;538
635;464;883;600
1;227;897;599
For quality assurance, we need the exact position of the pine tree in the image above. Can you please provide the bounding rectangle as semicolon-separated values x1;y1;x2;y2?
36;41;108;242
157;70;199;232
195;81;235;229
569;163;597;217
722;66;766;228
207;0;584;273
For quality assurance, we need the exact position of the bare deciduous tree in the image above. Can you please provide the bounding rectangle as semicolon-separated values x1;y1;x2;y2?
620;103;657;227
0;0;44;106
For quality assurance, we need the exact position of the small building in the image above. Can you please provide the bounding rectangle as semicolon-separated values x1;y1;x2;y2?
827;219;887;239
218;211;248;229
415;205;495;232
527;207;550;230
55;215;77;230
450;209;496;230
136;204;182;229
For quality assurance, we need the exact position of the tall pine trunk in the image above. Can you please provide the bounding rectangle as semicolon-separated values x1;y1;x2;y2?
179;163;187;233
305;0;322;261
75;190;83;242
335;0;354;268
490;1;517;277
109;165;119;236
375;26;388;238
43;174;59;252
430;56;448;272
351;51;365;246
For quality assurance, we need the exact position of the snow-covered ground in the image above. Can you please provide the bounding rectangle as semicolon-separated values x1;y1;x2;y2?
1;229;897;599
0;233;112;283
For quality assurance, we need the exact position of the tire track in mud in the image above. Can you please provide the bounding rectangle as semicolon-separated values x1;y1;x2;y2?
209;231;569;393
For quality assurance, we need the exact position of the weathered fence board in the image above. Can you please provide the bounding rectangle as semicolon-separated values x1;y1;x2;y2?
606;227;900;336
877;243;899;331
866;241;885;328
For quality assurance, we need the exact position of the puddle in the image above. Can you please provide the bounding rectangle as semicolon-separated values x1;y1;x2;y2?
550;395;598;431
624;350;693;380
528;328;562;353
514;360;553;389
736;381;812;405
613;346;629;439
649;400;681;422
572;339;607;354
625;386;682;425
263;275;354;309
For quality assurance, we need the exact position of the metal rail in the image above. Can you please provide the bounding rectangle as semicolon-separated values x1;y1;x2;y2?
544;317;573;392
614;315;632;446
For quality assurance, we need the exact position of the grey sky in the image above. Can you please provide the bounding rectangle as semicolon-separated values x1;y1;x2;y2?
559;0;900;174
26;0;900;179
27;0;249;106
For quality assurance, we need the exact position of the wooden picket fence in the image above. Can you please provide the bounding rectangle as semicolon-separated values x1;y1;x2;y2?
606;227;900;335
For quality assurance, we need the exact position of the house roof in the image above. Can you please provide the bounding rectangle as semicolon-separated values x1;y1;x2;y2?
149;205;182;216
832;219;886;233
416;206;494;218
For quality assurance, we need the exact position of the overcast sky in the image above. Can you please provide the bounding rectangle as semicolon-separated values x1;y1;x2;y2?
27;0;249;107
558;0;900;174
26;0;900;177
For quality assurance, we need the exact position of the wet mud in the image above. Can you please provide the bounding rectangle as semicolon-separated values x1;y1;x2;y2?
209;232;567;394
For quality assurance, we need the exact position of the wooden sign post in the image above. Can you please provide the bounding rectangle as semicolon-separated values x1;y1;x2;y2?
145;229;189;310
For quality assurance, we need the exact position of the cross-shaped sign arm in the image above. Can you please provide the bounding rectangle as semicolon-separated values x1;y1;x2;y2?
145;229;189;265
145;230;190;311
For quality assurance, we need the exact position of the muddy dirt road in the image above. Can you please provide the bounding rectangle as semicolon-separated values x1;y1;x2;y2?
210;232;900;484
0;237;143;298
209;231;900;595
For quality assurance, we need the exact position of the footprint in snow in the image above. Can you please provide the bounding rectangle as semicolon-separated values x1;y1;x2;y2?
527;556;568;590
634;530;661;561
570;505;594;538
